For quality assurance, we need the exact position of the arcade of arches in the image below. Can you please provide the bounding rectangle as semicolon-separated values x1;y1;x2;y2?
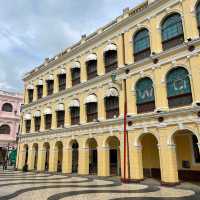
17;126;200;185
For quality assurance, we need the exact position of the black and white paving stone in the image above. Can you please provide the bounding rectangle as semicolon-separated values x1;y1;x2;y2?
0;170;200;200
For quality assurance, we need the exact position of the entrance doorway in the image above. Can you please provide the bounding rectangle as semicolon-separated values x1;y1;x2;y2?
44;142;50;171
106;136;120;176
87;138;98;175
72;140;79;173
55;141;63;173
33;144;38;170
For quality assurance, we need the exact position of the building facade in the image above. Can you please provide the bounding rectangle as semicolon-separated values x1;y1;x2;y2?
0;90;23;163
17;0;200;185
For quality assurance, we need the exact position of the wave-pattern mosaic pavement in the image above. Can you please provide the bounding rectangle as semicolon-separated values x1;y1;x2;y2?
0;170;200;200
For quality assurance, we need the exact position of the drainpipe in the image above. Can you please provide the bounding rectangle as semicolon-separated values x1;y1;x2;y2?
121;32;130;183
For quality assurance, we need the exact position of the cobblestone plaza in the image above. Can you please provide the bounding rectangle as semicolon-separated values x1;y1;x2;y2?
0;169;200;200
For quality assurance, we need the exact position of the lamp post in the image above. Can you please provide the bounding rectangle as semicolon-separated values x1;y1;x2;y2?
111;68;130;183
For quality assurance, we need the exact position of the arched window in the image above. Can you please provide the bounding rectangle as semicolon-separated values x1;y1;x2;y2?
56;111;65;128
104;44;118;73
104;88;119;119
55;103;65;128
46;80;54;96
45;114;52;130
44;108;52;130
69;100;80;125
196;2;200;34
28;89;34;103
34;116;41;132
2;103;13;112
86;54;98;80
0;125;10;134
58;74;66;91
70;107;80;125
136;78;155;113
85;95;98;122
87;60;97;80
71;63;81;86
166;67;193;108
37;85;43;99
161;13;184;50
133;29;151;62
25;120;31;133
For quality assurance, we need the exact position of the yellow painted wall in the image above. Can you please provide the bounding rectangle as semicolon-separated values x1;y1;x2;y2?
141;134;160;169
18;0;200;185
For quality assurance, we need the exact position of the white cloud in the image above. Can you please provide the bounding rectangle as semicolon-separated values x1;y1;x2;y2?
0;81;15;91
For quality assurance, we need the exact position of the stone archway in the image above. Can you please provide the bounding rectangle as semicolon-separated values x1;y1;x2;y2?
55;141;63;173
172;129;200;181
86;138;98;175
43;142;50;171
140;133;161;179
21;144;29;168
71;140;79;173
32;143;38;170
105;136;120;176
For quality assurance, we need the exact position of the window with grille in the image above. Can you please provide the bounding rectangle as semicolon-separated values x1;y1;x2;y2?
34;117;41;132
25;120;31;133
104;50;118;73
161;13;184;50
136;78;155;113
2;103;13;112
134;29;151;62
57;111;65;128
86;60;97;80
70;107;80;125
0;125;10;134
45;114;52;130
196;2;200;34
37;85;43;99
47;80;54;95
58;74;66;91
166;67;192;108
105;97;119;119
28;89;33;103
86;103;98;122
71;68;80;86
192;135;200;163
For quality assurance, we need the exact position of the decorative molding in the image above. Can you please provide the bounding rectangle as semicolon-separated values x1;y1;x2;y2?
22;41;200;113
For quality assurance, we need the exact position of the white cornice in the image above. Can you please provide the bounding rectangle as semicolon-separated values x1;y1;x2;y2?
19;106;200;143
22;39;200;112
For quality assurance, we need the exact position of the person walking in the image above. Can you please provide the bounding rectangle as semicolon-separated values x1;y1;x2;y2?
2;159;6;171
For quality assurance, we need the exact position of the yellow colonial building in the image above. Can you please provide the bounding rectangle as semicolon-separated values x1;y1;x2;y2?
17;0;200;185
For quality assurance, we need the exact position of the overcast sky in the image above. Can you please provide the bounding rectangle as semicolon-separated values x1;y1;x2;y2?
0;0;143;93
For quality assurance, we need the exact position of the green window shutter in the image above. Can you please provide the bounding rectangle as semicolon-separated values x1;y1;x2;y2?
162;13;183;42
136;78;155;104
134;29;150;54
167;68;191;97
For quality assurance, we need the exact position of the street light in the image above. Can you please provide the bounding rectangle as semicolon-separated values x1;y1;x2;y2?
111;73;117;83
111;68;130;183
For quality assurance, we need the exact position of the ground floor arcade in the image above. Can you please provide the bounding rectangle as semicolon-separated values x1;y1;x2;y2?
17;124;200;185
